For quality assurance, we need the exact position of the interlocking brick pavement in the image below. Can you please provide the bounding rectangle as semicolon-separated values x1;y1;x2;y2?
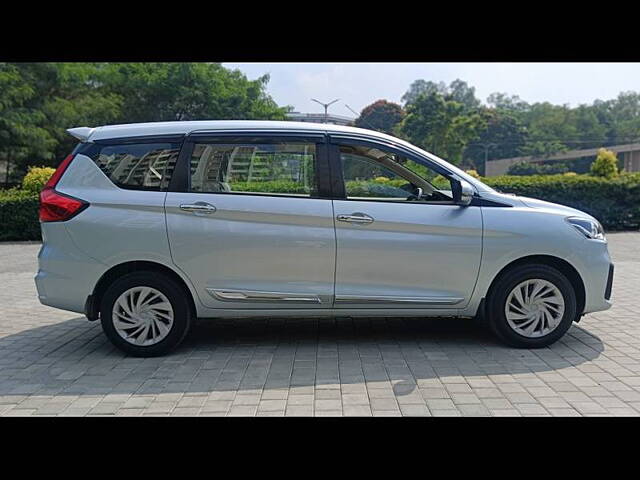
0;233;638;416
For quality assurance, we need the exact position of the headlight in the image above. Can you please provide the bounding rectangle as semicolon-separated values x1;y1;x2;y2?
566;216;605;241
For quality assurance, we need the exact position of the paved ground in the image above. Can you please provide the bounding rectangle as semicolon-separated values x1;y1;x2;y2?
0;234;639;417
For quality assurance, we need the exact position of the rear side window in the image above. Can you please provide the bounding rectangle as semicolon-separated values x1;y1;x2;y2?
90;142;181;191
189;142;318;197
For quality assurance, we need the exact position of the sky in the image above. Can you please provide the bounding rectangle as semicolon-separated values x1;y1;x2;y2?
223;63;640;119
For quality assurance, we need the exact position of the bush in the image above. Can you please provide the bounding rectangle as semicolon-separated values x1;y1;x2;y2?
590;148;618;179
465;169;481;179
22;166;55;194
0;189;41;241
483;173;640;230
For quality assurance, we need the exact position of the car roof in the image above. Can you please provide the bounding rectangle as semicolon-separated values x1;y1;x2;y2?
68;120;402;144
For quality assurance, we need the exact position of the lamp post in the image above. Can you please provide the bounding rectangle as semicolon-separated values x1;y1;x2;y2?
311;98;340;124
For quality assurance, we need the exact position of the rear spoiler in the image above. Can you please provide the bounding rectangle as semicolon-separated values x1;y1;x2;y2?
67;127;95;142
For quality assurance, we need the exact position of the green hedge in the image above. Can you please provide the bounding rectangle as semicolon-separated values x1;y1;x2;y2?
0;189;41;241
1;173;639;242
483;173;640;230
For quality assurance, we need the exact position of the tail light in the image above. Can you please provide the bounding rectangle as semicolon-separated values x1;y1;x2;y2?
39;154;89;222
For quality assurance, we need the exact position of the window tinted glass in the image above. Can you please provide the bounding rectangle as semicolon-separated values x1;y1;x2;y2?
340;144;452;202
93;143;180;190
190;142;317;197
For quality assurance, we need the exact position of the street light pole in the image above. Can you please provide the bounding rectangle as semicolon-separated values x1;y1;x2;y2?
311;98;340;124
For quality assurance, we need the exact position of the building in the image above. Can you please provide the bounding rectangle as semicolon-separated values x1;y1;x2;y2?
286;112;354;126
485;143;640;176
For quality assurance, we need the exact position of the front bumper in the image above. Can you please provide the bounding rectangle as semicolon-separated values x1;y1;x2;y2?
605;264;614;301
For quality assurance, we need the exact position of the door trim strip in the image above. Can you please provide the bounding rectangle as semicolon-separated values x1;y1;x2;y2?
334;295;464;305
208;288;323;304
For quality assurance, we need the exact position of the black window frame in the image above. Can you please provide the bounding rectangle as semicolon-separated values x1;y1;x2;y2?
327;134;461;205
168;131;332;199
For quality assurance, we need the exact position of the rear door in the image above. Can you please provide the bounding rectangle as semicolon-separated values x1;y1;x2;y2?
165;132;336;310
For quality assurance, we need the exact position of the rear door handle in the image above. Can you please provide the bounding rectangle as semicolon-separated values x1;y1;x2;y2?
337;212;374;225
179;202;217;214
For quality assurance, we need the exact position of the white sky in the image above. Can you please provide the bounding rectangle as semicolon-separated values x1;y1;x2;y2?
223;63;640;118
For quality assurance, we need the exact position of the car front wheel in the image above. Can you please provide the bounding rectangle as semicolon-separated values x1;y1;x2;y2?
487;264;577;348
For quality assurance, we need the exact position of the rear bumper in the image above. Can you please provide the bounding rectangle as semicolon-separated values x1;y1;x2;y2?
35;223;105;315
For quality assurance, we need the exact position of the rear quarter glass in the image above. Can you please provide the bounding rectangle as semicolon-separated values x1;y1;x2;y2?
75;141;181;191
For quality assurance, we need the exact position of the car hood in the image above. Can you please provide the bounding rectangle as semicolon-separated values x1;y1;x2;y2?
481;191;595;220
516;196;592;218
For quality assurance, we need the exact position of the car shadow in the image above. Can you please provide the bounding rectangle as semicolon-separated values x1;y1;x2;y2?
0;316;605;398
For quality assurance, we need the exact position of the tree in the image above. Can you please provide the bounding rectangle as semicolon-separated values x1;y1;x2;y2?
447;79;481;112
0;62;287;180
606;92;640;144
402;79;481;113
100;63;287;123
401;80;448;106
464;108;528;172
518;102;578;157
398;92;485;165
355;100;404;134
486;92;530;112
0;63;55;184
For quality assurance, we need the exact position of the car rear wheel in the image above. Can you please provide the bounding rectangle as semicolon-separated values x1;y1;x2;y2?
100;272;192;357
487;264;577;348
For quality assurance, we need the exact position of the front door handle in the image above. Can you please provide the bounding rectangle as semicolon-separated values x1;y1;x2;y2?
337;212;374;225
179;202;217;214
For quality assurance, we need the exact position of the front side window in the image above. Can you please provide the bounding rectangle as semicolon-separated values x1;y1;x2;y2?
92;142;180;190
189;142;317;197
339;144;453;202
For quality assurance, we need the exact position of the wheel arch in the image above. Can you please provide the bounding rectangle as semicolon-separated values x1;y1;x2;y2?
86;261;198;321
485;255;586;317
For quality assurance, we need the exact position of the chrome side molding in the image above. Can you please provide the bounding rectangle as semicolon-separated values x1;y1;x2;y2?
334;295;464;305
208;288;323;304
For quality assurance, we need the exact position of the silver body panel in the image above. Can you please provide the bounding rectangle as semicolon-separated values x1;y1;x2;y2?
36;121;613;321
332;200;482;309
165;192;336;310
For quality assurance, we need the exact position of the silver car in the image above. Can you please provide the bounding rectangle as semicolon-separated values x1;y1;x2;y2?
35;121;614;356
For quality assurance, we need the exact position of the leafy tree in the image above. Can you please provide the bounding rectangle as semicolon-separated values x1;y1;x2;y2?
447;79;482;112
464;108;528;172
568;105;607;149
402;79;480;113
355;100;405;134
486;92;530;112
401;80;448;106
101;63;287;123
0;63;55;184
606;92;640;144
518;102;578;157
398;92;485;165
0;62;287;180
590;148;618;178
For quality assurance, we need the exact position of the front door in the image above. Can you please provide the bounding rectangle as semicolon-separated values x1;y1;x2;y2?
165;134;336;310
330;137;483;309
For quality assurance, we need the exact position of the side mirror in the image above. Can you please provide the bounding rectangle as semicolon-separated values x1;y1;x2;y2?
451;179;474;206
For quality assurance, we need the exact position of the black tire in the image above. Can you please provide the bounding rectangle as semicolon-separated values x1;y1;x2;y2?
100;271;193;357
486;264;577;348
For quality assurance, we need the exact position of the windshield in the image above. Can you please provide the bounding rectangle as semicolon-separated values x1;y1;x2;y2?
388;137;496;193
